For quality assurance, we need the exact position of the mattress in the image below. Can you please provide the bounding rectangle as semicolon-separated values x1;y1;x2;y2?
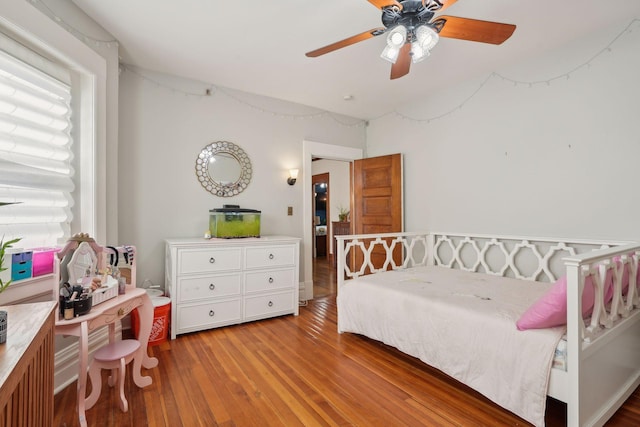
337;266;566;427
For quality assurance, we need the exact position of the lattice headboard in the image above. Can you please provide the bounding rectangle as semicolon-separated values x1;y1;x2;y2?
336;232;628;283
431;233;624;283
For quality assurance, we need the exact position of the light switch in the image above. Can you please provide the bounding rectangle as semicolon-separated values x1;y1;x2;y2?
287;206;293;216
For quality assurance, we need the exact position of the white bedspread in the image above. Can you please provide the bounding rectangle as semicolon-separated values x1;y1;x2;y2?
337;266;565;427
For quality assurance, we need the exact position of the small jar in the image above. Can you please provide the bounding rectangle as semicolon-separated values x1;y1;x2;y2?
64;300;74;320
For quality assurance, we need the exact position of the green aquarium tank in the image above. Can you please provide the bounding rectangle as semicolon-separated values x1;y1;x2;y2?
209;207;261;238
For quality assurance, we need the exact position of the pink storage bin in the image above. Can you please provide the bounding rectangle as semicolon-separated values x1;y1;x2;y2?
32;247;60;277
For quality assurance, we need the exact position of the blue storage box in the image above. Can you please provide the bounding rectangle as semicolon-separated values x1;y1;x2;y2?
11;264;32;281
12;251;32;263
11;251;33;281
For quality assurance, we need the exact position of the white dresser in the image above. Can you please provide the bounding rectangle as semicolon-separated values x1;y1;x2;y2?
165;236;300;339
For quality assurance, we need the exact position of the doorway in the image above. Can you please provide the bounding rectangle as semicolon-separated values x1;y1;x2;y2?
312;171;333;298
302;141;363;301
311;164;349;298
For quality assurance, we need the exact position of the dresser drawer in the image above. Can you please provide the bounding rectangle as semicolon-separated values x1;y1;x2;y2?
177;299;242;332
11;260;32;281
244;245;296;269
244;268;295;294
244;291;295;321
178;273;241;303
178;248;242;274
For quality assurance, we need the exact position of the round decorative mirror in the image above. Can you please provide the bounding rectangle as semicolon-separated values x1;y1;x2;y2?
195;141;252;197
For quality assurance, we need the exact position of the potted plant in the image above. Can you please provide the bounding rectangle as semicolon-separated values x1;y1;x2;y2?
337;206;350;222
0;202;21;343
0;237;21;294
0;202;21;292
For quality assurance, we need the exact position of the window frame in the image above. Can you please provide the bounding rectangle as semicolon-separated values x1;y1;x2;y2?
1;2;109;244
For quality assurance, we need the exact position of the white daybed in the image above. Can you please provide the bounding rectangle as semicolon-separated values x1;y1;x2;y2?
335;232;640;427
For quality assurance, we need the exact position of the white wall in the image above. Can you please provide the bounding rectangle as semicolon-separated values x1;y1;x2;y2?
311;159;351;254
118;68;365;288
366;18;640;242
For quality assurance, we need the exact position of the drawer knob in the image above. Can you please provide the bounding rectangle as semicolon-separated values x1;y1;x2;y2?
209;310;215;317
269;253;274;260
268;277;274;284
209;283;215;290
268;301;273;307
209;257;216;264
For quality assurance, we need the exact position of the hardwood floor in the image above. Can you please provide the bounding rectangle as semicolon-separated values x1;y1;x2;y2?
312;255;335;298
54;296;640;426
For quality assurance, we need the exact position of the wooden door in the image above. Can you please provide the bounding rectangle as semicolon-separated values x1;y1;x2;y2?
352;154;403;273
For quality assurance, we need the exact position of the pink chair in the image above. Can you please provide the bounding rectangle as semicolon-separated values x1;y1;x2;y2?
86;339;141;413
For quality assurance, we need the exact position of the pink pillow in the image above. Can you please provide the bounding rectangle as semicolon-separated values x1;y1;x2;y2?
516;275;596;331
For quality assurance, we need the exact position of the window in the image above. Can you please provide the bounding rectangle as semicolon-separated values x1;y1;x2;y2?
0;35;74;248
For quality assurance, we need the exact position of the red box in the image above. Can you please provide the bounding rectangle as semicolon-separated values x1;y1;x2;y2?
32;247;60;277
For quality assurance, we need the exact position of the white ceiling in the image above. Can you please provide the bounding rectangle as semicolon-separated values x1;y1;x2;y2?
71;0;640;120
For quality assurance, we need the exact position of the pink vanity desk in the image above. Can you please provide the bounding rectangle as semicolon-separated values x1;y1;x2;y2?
55;287;158;427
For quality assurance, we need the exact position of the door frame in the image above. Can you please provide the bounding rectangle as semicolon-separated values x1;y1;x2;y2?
302;140;362;301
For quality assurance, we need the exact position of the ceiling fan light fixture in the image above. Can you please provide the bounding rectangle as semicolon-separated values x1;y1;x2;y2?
415;25;439;51
380;45;400;63
410;42;430;63
386;25;407;48
381;25;407;63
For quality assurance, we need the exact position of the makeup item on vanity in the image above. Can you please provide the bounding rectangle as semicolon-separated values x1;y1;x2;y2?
64;300;74;320
65;286;93;317
73;293;92;317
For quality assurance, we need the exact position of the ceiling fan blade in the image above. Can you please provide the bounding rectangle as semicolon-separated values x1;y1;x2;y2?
368;0;403;10
306;28;385;57
423;0;458;12
438;0;458;12
390;44;411;80
436;16;516;44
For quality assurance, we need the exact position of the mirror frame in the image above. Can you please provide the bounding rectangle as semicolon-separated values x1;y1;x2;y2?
195;141;252;197
66;241;98;285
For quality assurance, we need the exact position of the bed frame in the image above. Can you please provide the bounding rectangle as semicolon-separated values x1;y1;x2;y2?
335;232;640;427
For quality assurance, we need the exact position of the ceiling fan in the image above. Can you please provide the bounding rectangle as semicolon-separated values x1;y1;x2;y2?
305;0;516;80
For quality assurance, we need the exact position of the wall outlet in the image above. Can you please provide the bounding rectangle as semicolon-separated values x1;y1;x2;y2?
287;206;293;216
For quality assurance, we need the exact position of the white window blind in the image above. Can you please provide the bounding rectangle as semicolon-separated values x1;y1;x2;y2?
0;42;74;248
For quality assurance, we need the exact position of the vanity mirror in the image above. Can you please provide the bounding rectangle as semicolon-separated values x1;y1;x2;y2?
67;242;98;285
195;141;252;197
